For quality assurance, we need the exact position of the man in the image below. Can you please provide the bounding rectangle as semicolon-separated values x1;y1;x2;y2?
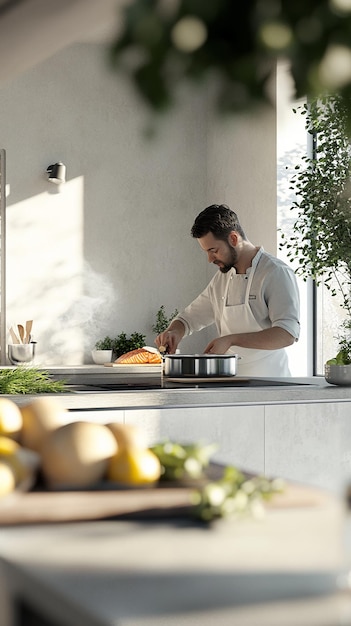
155;204;300;376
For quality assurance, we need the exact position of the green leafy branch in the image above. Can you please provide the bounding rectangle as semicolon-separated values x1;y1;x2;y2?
152;305;179;335
109;0;351;128
280;95;351;319
191;466;285;523
150;440;284;523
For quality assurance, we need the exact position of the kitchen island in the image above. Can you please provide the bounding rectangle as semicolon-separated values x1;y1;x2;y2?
1;368;351;625
0;480;349;626
6;366;351;494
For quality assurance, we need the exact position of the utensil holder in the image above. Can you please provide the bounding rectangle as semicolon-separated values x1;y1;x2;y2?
8;343;36;366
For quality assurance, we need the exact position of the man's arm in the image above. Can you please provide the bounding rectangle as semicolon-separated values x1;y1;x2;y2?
204;327;295;354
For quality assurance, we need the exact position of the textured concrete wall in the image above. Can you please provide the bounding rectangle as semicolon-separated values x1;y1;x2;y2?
0;43;278;365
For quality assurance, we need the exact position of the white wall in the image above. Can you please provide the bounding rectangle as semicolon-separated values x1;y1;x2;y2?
0;42;279;365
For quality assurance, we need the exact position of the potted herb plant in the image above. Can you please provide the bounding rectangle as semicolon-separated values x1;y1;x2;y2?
280;94;351;384
92;336;114;364
92;332;147;364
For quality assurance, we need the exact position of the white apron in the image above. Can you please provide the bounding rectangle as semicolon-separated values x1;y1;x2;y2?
220;250;291;377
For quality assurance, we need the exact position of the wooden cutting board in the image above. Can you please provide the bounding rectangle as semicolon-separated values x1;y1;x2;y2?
166;377;249;383
0;478;331;526
103;363;161;372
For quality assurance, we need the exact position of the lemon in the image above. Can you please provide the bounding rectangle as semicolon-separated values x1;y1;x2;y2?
0;435;19;455
107;447;161;485
0;436;30;484
0;436;37;484
20;397;69;452
106;422;146;452
0;398;23;439
0;461;16;496
41;421;118;488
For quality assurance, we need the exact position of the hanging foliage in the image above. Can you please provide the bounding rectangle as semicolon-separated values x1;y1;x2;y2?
109;0;351;124
280;95;351;317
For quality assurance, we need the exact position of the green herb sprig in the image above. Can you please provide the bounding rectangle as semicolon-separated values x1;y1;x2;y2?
150;440;285;523
152;305;179;335
150;441;218;481
191;466;285;523
0;368;67;394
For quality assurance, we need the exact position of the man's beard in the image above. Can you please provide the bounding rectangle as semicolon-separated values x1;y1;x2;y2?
216;245;237;273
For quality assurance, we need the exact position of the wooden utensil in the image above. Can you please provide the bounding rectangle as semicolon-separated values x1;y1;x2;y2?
9;326;20;344
17;324;25;343
25;320;33;344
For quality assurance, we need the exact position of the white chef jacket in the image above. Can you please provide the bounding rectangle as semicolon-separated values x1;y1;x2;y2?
175;248;300;375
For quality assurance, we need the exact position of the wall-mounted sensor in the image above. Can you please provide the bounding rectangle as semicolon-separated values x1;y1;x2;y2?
46;162;66;184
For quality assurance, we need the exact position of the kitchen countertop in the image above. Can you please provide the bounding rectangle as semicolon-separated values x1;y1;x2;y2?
0;484;349;626
3;366;351;410
1;368;350;625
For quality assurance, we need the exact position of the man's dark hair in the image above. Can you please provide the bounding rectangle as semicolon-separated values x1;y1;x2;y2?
191;204;246;240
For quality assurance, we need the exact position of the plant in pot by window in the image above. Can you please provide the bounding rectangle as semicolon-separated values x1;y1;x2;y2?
279;94;351;385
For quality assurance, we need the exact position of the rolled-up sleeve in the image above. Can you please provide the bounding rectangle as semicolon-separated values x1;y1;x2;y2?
263;265;300;340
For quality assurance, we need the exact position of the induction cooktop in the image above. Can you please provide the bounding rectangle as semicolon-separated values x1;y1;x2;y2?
68;377;313;393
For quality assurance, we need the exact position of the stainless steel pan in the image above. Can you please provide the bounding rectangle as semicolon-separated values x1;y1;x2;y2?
163;354;239;378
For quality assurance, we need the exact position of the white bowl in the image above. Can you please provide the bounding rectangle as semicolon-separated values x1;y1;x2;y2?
325;363;351;386
91;349;112;365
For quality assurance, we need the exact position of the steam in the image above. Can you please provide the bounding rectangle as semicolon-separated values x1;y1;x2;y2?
43;262;118;363
63;262;117;345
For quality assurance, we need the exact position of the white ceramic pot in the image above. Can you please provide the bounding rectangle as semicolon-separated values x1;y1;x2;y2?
325;363;351;386
91;349;113;365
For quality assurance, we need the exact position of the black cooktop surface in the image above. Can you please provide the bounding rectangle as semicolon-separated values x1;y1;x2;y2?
68;377;312;393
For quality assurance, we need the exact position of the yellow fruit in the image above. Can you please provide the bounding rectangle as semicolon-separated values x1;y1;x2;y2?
41;421;118;488
20;397;69;452
0;398;23;439
0;436;37;484
0;461;16;496
106;422;147;452
0;435;19;455
107;447;161;485
0;436;23;483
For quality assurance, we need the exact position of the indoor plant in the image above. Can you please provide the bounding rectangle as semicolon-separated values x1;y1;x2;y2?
152;305;179;335
94;336;114;351
111;332;146;359
92;332;147;363
92;336;114;364
280;94;351;382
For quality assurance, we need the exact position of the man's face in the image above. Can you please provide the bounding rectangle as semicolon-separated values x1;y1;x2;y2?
197;232;237;273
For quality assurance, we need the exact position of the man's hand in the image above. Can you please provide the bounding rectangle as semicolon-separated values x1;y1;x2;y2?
204;336;233;354
155;320;185;354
